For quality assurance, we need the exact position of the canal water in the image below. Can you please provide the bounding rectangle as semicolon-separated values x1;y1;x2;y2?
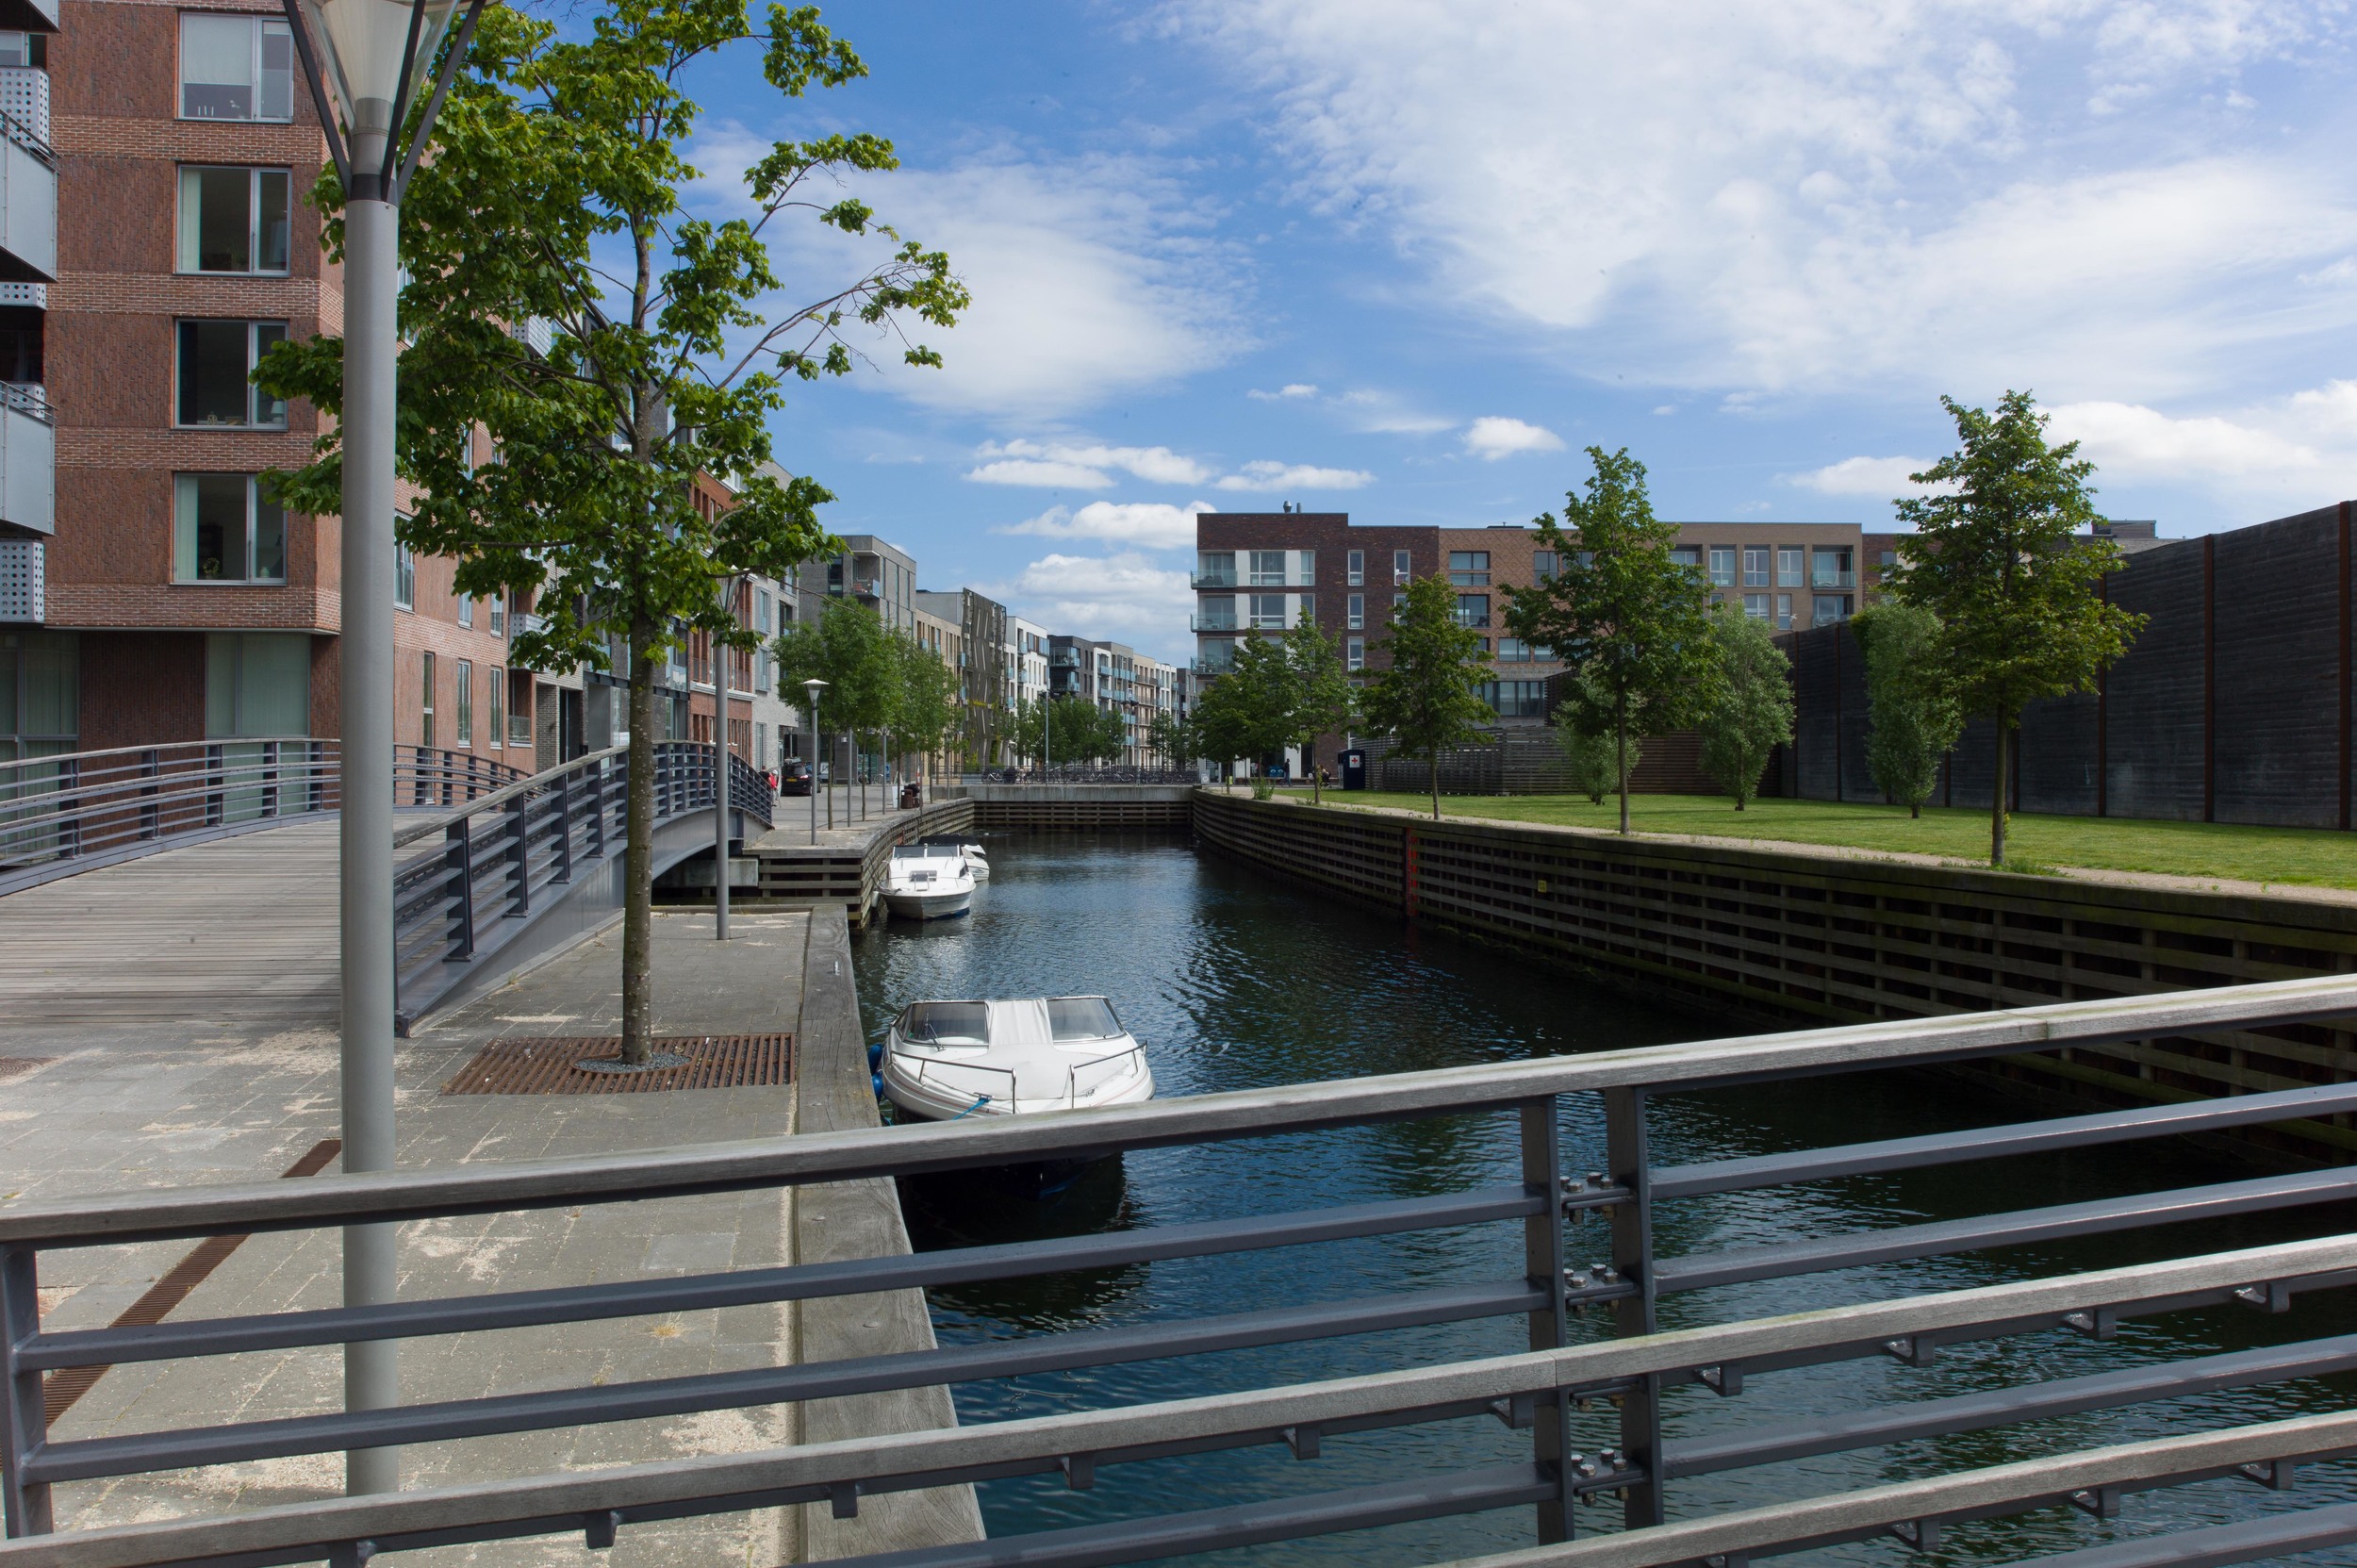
849;831;2357;1564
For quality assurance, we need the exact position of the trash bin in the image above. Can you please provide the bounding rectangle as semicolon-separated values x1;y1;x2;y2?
899;782;923;810
1341;749;1368;790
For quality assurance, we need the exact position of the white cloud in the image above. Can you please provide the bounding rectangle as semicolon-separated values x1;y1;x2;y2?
964;438;1216;488
965;459;1117;489
1249;383;1322;400
1176;2;2356;402
1336;389;1456;435
997;501;1216;551
1786;455;1937;496
1212;460;1376;491
979;552;1195;659
1462;416;1566;461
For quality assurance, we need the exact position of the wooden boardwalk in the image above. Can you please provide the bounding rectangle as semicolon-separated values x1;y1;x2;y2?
0;819;341;1038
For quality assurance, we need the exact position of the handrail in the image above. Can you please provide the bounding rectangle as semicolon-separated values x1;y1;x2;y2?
391;744;624;849
11;975;2357;1560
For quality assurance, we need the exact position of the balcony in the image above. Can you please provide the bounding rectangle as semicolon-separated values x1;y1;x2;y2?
1189;612;1236;632
0;104;52;282
0;382;49;535
1189;569;1236;589
0;536;39;619
512;610;549;637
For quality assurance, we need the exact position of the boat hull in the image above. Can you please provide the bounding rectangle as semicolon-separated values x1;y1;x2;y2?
882;1098;1101;1197
883;888;971;920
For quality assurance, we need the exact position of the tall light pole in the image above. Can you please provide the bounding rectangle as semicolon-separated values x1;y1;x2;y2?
802;678;827;845
283;0;487;1498
715;576;737;941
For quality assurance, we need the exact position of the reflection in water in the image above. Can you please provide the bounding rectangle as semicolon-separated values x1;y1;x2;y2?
850;832;2357;1565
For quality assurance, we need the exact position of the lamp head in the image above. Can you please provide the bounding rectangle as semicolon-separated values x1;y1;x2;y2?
802;678;829;697
299;0;460;145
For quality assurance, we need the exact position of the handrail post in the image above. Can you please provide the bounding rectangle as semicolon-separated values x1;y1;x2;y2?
586;758;606;861
505;792;529;917
312;740;329;814
262;740;280;819
1605;1086;1664;1530
1;1244;53;1536
139;748;158;839
1521;1097;1572;1543
551;767;573;883
56;756;77;859
444;819;475;961
206;742;223;827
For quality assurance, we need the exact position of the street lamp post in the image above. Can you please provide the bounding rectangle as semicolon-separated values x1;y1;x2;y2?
715;576;737;942
282;0;488;1498
802;679;827;845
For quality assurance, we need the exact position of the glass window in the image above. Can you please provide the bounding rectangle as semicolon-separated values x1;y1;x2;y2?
1345;635;1364;671
1742;546;1770;587
1296;551;1314;586
1455;593;1490;629
1346;593;1363;630
1496;637;1532;662
1393;549;1411;585
180;13;292;122
178;167;290;273
1249;550;1288;586
902;1000;990;1045
1448;550;1490;586
1533;550;1558;582
1393;592;1406;616
454;658;473;746
420;651;437;749
1742;593;1772;620
1812;594;1854;626
1345;549;1364;586
1671;545;1702;569
488;668;503;749
1776;546;1805;587
1249;593;1288;629
173;473;284;582
1195;551;1234;586
1879;549;1898;569
395;538;415;608
1776;592;1793;630
1812;546;1855;588
203;632;308;736
177;320;287;426
1047;996;1123;1041
457;594;473;628
1479;680;1548;718
1708;547;1736;586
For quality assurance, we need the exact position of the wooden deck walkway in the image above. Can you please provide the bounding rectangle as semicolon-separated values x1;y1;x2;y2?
0;818;341;1039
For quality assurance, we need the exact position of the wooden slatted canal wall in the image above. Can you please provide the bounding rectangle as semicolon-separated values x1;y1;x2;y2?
1193;790;2357;1162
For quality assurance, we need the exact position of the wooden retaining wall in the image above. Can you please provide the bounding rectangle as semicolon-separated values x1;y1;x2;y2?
953;785;1194;830
1193;790;2357;1162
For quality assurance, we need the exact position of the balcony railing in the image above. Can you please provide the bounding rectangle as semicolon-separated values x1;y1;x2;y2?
1189;569;1236;589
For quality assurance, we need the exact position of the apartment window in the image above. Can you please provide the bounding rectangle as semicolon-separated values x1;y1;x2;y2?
177;320;287;426
1480;680;1548;719
1496;637;1534;663
0;32;44;68
454;658;473;747
1776;546;1805;587
1776;593;1793;630
489;596;504;636
1447;550;1490;586
1742;593;1772;621
1196;551;1234;586
1249;550;1288;586
1346;593;1364;631
1455;593;1490;629
1393;549;1411;585
1346;549;1364;586
1345;636;1364;671
1812;594;1854;627
203;633;307;736
1812;546;1855;589
1671;545;1702;570
178;167;291;273
1393;592;1407;616
1533;551;1558;582
179;12;293;121
457;594;473;629
1742;546;1771;587
754;588;772;692
487;668;503;750
173;474;284;583
420;651;437;749
1879;549;1898;569
394;538;415;608
1707;546;1737;586
1249;593;1288;630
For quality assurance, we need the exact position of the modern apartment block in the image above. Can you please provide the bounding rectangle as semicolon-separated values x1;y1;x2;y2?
1007;614;1047;710
915;586;1008;765
823;533;916;634
0;6;57;762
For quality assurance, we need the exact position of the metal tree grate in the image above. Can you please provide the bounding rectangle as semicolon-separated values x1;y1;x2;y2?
441;1035;793;1095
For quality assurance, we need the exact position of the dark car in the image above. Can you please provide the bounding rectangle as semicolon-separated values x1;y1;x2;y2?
778;760;813;797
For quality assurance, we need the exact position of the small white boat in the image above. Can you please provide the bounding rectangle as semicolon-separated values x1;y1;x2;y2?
919;835;989;879
882;844;975;921
882;997;1154;1126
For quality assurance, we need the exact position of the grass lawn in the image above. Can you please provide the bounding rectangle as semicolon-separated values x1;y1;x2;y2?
1295;790;2357;890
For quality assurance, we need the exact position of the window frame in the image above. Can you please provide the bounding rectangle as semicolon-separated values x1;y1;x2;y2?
1454;593;1491;630
178;12;294;124
488;666;504;750
1447;550;1491;586
1393;549;1411;586
1345;593;1364;631
176;165;293;275
174;318;288;428
172;472;285;585
1742;546;1771;587
420;650;437;750
1776;546;1805;587
1345;549;1364;587
1345;636;1364;671
1707;546;1737;586
454;657;473;747
394;537;415;609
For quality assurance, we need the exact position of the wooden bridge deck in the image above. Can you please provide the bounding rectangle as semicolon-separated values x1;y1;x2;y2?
0;818;341;1042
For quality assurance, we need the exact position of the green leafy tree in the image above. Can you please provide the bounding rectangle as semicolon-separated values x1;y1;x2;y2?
1553;689;1639;805
1360;574;1493;819
890;632;960;788
1192;635;1298;789
1146;708;1197;769
1888;391;2146;864
258;0;964;1063
774;600;896;816
1282;608;1357;803
1505;447;1722;834
1697;610;1794;810
1853;602;1962;818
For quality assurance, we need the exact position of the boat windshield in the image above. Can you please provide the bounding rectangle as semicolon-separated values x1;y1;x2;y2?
1047;997;1123;1042
901;1001;990;1045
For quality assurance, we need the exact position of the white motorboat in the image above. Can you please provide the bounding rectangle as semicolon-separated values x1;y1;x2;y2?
918;835;989;879
881;997;1155;1128
882;843;975;921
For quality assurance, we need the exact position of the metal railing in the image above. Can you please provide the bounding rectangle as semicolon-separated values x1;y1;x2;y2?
389;742;771;1013
978;766;1202;784
0;740;527;896
8;978;2357;1566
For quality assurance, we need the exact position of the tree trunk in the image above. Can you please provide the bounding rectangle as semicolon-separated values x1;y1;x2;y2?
620;616;658;1065
1310;736;1322;805
1911;801;1920;819
1989;714;2008;866
1615;706;1631;835
1430;751;1440;820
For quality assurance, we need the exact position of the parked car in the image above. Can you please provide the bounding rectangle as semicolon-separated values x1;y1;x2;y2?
779;760;813;797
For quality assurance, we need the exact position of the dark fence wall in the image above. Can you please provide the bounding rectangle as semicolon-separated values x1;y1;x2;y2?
1778;502;2357;829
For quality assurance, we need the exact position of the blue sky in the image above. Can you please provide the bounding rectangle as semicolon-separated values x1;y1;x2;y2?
672;1;2357;660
